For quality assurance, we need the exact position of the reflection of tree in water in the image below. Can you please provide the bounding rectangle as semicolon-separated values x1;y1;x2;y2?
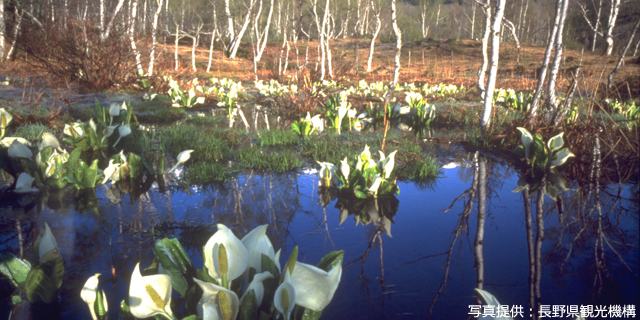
0;172;302;317
544;136;638;303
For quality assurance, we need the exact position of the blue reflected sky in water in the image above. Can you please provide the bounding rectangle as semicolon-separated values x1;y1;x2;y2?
0;159;638;320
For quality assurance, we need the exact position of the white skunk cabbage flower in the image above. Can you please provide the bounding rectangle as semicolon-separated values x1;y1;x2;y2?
204;224;249;287
113;124;132;147
475;288;514;320
8;140;33;158
39;132;62;152
63;123;84;138
241;224;281;274
0;137;31;148
240;271;275;307
289;261;342;312
168;150;194;174
129;263;175;319
274;271;296;320
194;278;239;320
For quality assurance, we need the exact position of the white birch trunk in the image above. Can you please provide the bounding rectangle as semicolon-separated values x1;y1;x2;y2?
528;0;562;118
254;0;274;62
543;0;569;123
102;0;125;41
225;0;235;50
608;17;640;88
207;0;220;72
604;0;621;56
0;0;5;62
228;0;257;60
7;6;23;60
480;0;506;132
148;0;163;76
319;0;330;80
477;0;491;94
130;0;145;76
366;0;381;72
390;0;401;86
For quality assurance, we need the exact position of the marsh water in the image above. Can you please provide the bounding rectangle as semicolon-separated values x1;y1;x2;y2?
1;136;638;320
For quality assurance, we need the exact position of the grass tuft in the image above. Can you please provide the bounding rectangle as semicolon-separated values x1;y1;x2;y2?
183;161;230;184
12;123;51;142
255;129;299;147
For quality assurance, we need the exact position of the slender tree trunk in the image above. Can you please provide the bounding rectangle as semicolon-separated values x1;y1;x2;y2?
477;0;491;95
207;0;219;72
366;0;381;72
254;0;274;62
225;0;235;50
390;0;401;86
6;6;23;60
471;0;476;39
148;0;164;76
480;0;506;132
320;0;331;80
102;0;125;41
543;0;569;124
229;0;257;60
528;0;562;118
100;0;105;34
520;0;529;41
608;17;640;88
0;0;5;62
592;0;603;52
130;0;144;75
604;0;621;56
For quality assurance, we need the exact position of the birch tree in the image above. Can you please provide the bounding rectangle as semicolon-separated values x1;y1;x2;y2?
608;17;640;88
577;0;604;52
543;0;569;124
476;0;492;95
0;0;5;62
366;0;381;72
225;0;235;49
102;0;126;41
130;0;145;75
228;0;258;60
528;0;563;118
148;0;164;76
479;0;506;132
252;0;274;62
604;0;621;56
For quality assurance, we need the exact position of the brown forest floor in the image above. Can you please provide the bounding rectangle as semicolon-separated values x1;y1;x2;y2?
155;38;639;100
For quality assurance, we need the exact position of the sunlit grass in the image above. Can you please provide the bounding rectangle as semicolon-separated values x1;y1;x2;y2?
255;129;299;146
234;147;299;171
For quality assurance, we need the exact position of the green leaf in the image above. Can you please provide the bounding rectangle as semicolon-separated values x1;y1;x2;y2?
120;299;136;320
153;238;196;296
129;153;142;178
184;283;202;315
0;253;32;287
315;251;344;272
25;254;64;303
240;289;258;320
94;289;107;319
11;295;22;305
260;254;280;311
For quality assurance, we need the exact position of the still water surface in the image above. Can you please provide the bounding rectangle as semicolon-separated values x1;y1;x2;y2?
1;148;638;319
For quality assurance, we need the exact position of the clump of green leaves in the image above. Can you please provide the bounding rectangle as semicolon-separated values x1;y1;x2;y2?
318;145;399;199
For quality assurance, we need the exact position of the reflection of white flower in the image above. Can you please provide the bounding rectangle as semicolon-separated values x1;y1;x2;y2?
8;140;33;158
81;273;104;320
15;172;39;193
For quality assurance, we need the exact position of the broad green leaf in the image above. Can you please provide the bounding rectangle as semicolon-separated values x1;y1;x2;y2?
315;251;344;272
129;153;141;178
547;132;565;152
260;254;281;311
240;289;258;320
153;238;196;296
0;253;31;287
25;254;64;303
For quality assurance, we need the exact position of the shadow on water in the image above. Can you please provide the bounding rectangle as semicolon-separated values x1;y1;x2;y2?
0;139;638;319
